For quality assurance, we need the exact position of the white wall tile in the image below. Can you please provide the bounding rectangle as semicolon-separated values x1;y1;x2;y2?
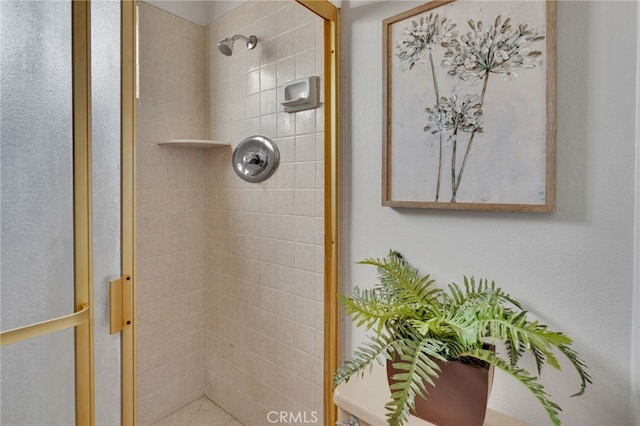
260;63;277;91
136;4;207;424
276;3;295;35
276;30;295;61
295;162;316;189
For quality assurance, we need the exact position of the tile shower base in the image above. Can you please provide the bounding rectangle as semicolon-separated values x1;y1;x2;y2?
154;396;242;426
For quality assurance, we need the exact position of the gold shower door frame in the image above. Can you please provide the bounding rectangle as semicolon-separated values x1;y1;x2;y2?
294;2;340;424
0;0;96;420
121;1;136;425
0;1;134;424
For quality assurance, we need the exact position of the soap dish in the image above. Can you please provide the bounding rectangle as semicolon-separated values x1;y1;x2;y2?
281;76;319;113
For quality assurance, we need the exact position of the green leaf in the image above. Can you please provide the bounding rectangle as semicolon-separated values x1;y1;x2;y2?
557;344;593;397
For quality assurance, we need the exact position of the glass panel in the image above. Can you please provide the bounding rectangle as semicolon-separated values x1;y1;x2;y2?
1;330;76;425
1;2;76;424
91;1;122;425
0;1;74;328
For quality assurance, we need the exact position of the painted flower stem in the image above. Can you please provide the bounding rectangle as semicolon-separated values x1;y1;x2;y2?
429;52;443;202
451;73;490;202
436;133;443;202
451;127;458;198
429;53;441;100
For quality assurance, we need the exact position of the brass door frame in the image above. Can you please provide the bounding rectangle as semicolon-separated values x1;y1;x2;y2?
295;2;340;425
120;0;136;425
0;1;95;425
120;0;137;425
72;2;94;423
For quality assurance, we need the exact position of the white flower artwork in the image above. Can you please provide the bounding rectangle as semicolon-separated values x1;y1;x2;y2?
383;0;556;212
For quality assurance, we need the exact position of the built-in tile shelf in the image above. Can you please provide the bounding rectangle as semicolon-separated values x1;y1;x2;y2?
158;139;230;148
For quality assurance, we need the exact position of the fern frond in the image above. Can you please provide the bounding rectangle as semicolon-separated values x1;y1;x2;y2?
530;342;546;374
463;348;563;426
557;343;593;397
358;252;442;306
479;310;576;377
462;277;523;310
505;337;526;366
411;306;478;349
447;281;466;305
333;334;397;388
385;339;444;426
338;291;418;335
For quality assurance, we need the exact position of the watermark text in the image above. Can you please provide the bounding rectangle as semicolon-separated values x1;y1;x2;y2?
267;411;319;424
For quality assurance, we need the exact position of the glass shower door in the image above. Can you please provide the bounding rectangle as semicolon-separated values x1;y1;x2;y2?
0;1;125;424
92;1;124;425
1;1;78;423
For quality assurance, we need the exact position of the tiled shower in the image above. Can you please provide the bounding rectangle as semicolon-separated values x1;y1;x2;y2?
135;2;325;424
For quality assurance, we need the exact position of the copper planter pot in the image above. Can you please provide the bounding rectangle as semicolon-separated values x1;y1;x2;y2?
386;353;494;426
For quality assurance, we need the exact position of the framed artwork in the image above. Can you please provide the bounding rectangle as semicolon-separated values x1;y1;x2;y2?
382;0;556;212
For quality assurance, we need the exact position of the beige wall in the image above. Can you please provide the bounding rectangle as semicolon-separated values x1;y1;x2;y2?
136;3;207;424
204;2;325;425
136;1;325;425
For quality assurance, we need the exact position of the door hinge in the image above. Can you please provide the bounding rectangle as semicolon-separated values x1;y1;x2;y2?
109;275;133;334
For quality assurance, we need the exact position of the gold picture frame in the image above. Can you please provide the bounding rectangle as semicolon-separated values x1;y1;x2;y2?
382;0;556;212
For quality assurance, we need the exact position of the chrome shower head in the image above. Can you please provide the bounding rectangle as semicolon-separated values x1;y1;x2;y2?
217;38;234;56
217;34;257;56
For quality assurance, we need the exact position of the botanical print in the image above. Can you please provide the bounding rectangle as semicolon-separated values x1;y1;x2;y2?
387;1;550;207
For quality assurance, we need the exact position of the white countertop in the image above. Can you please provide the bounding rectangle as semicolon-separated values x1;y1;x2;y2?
334;362;530;426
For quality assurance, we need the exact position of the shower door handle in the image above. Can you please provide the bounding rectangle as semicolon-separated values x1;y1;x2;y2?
109;275;133;334
0;303;90;347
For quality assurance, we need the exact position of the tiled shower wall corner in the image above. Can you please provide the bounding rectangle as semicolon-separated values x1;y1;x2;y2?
136;3;207;424
204;2;325;425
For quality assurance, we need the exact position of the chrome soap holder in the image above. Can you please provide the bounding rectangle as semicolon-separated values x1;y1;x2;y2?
281;76;319;113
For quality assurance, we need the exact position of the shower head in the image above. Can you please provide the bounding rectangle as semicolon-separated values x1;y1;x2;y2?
217;38;234;56
217;34;257;56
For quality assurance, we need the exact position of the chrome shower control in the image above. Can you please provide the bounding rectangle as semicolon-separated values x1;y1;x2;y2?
232;135;279;183
241;151;266;175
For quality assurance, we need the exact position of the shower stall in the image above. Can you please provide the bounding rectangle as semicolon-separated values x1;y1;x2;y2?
1;1;336;425
135;1;328;424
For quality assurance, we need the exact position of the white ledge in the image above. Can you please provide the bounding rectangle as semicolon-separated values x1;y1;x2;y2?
158;139;230;148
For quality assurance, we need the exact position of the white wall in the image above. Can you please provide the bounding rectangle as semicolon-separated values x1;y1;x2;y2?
342;1;638;425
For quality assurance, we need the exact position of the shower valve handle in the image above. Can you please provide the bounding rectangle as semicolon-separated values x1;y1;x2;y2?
241;151;266;175
232;135;279;183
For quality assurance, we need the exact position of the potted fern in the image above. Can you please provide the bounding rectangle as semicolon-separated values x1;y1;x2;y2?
334;251;591;426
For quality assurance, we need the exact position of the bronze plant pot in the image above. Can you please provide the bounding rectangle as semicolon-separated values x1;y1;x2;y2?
386;352;494;426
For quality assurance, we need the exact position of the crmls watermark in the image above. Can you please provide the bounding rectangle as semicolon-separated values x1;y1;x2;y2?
267;411;319;424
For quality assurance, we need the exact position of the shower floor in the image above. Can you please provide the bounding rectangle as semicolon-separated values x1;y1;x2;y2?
154;396;242;426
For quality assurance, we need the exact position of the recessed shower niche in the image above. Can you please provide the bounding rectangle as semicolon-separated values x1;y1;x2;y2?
136;1;326;425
